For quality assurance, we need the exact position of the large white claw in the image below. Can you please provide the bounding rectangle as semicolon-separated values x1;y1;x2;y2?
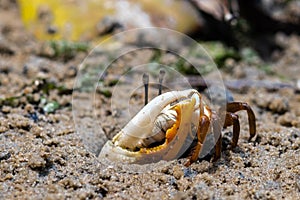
99;89;204;164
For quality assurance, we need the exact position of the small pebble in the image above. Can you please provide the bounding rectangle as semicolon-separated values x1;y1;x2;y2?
269;96;289;114
0;151;11;161
0;125;8;133
2;106;11;113
254;93;289;114
24;104;34;113
23;86;33;94
278;113;300;128
66;66;77;78
172;165;184;180
28;154;46;169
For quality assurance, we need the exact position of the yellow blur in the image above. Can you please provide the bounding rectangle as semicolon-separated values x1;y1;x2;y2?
18;0;199;41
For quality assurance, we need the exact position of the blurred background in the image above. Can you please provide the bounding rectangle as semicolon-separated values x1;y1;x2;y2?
10;1;292;49
17;0;300;58
0;0;299;109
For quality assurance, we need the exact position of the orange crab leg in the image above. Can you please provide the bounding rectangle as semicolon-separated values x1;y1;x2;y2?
185;115;210;166
212;114;222;161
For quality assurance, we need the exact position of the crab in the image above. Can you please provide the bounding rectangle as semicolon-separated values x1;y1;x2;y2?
99;73;256;166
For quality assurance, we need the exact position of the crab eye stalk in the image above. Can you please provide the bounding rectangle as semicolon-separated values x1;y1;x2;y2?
158;69;165;95
143;73;149;105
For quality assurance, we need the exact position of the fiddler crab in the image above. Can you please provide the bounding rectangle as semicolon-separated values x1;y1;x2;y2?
99;70;256;166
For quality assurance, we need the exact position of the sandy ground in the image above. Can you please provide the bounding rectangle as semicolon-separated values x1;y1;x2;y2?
0;2;299;200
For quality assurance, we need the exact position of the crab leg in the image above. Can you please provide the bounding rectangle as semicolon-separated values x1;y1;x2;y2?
212;114;222;161
224;112;240;148
225;102;256;140
185;115;210;166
